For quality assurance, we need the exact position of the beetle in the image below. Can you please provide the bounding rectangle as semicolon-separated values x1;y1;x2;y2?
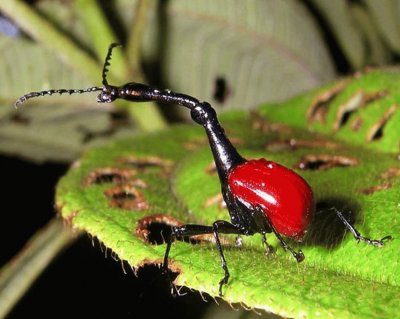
15;44;391;296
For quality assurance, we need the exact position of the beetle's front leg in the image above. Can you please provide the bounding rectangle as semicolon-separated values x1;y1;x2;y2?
163;221;241;296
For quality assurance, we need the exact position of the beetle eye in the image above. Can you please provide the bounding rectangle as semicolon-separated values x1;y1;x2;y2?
97;88;117;103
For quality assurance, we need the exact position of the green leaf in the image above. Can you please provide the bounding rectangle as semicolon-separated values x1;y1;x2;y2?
0;1;166;162
0;36;128;162
56;70;399;318
363;0;400;53
307;0;366;68
259;68;400;153
308;0;398;67
0;36;137;163
139;0;336;110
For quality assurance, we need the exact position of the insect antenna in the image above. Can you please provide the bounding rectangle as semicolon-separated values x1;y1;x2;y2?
14;43;124;108
102;43;121;86
14;86;103;108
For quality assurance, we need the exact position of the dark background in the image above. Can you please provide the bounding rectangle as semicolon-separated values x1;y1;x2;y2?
1;156;211;318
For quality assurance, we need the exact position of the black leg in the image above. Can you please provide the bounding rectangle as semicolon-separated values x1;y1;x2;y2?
163;221;241;296
162;234;178;295
333;208;392;247
261;232;275;255
212;220;239;296
234;235;243;247
257;206;304;262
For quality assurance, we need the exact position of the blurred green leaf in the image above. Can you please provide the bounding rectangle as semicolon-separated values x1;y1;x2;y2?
309;0;366;68
350;4;390;65
29;0;337;110
0;0;166;133
364;0;400;53
56;69;399;318
0;37;136;163
0;37;93;102
144;0;336;110
309;0;400;68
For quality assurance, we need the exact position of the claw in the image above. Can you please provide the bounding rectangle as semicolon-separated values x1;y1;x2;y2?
357;234;392;247
295;250;305;262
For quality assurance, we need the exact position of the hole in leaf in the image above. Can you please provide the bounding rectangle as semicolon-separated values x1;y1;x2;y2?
136;214;182;245
351;116;363;132
183;137;208;150
136;214;214;245
145;222;173;245
359;182;392;195
251;111;291;133
366;104;397;142
381;167;400;179
296;154;359;170
82;168;137;187
265;138;341;152
333;89;388;132
104;184;150;210
118;156;173;170
307;80;348;124
213;76;230;104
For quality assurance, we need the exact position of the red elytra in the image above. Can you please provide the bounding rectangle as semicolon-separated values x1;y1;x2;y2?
228;159;315;240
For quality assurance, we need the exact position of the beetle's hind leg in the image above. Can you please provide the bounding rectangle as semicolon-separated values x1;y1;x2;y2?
332;208;392;247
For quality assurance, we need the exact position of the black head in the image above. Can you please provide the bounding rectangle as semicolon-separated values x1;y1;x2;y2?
190;102;217;126
96;86;119;103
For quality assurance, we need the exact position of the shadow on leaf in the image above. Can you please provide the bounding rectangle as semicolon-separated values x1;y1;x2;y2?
304;197;361;248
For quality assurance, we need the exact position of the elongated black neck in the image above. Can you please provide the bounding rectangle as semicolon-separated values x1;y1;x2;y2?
116;83;200;109
199;104;246;183
99;83;246;183
158;90;246;183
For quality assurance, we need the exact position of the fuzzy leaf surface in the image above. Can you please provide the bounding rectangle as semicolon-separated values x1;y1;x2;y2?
56;70;400;318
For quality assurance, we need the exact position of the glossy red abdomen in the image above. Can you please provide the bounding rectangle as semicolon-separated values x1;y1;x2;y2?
228;159;314;240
